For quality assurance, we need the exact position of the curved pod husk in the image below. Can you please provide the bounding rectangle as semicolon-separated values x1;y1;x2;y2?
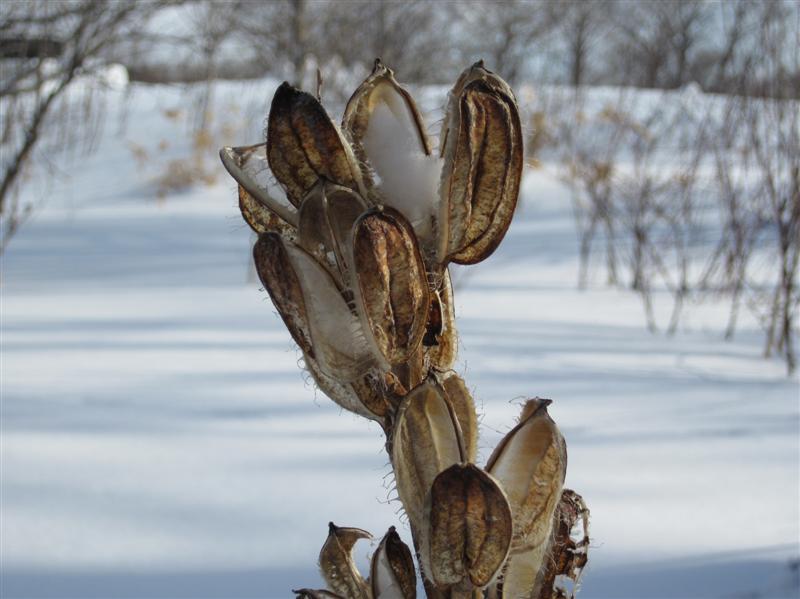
422;463;513;591
351;207;431;367
220;144;299;228
439;372;478;462
319;523;372;599
437;62;523;265
238;185;295;236
485;399;566;554
391;381;465;536
370;526;417;599
267;82;365;207
253;233;314;356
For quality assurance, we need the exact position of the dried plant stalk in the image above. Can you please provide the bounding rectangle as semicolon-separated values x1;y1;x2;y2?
220;59;589;599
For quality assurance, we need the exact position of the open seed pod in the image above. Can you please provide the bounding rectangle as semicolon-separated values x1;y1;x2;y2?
370;526;417;599
421;463;513;591
220;143;299;228
437;61;523;265
485;399;567;555
254;233;378;382
297;180;369;279
350;207;431;368
267;82;366;207
319;522;372;599
342;59;442;252
391;381;466;536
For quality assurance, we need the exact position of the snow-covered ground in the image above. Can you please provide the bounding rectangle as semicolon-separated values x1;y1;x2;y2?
2;80;798;599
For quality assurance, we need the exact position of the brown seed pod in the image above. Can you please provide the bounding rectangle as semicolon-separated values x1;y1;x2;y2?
319;522;372;599
343;59;432;195
422;463;513;590
370;526;417;599
220;143;299;228
391;381;465;536
297;181;369;280
439;372;478;463
437;62;523;265
351;207;431;367
424;269;458;372
253;233;313;356
267;82;364;207
485;399;567;553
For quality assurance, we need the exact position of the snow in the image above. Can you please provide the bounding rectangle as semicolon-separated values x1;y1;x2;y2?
2;80;798;599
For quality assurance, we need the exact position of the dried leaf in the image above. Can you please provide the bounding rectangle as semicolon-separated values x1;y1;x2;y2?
391;381;464;536
485;399;567;553
267;82;364;207
351;207;431;367
423;464;512;590
370;526;417;599
219;143;299;227
437;62;523;265
319;522;372;599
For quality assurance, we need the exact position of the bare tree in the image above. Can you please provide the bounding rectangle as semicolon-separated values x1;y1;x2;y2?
0;0;168;250
462;0;562;84
559;0;614;87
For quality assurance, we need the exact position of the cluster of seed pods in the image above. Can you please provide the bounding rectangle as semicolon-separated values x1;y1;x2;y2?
220;60;588;599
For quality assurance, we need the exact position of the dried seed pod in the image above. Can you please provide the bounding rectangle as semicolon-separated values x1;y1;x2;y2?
342;59;441;249
370;526;417;599
344;59;432;164
219;144;299;228
391;381;465;535
297;181;369;278
293;589;345;599
351;207;431;367
485;399;566;553
319;522;372;599
437;62;523;265
253;233;313;357
424;269;458;371
267;82;364;207
257;234;378;382
439;372;478;463
422;464;512;590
